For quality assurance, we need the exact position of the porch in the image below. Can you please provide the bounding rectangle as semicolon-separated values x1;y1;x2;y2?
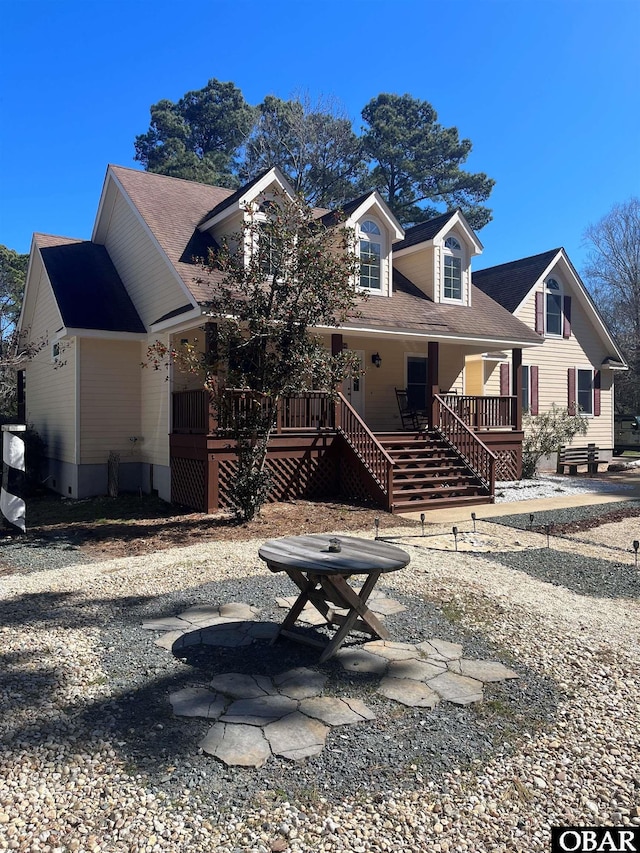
170;388;523;514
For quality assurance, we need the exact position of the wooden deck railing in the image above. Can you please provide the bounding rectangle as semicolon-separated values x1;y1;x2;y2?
440;395;517;430
433;394;496;494
172;389;215;434
336;392;394;511
172;389;335;434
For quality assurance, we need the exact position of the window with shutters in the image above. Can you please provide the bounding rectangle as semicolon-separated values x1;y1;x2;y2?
569;367;600;416
545;278;562;336
536;277;572;338
501;362;538;414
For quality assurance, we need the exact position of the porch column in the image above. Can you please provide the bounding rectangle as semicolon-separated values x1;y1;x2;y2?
204;322;219;433
428;341;440;428
331;333;344;429
512;348;523;431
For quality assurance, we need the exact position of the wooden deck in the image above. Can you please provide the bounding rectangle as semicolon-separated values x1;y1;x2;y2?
169;390;522;513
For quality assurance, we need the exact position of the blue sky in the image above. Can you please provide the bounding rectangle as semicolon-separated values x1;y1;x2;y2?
1;0;639;273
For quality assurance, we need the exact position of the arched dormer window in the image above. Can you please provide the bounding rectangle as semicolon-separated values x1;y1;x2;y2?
359;219;382;291
443;235;463;301
545;277;563;336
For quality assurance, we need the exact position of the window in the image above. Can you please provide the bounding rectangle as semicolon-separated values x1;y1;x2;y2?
545;278;562;336
257;223;280;277
406;355;428;411
359;219;382;290
443;236;463;301
569;367;600;416
577;368;594;415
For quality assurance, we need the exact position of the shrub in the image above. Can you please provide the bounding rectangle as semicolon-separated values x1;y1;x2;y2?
521;405;588;479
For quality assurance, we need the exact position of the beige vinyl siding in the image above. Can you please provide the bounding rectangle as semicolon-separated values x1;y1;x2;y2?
484;360;503;396
465;359;484;395
22;258;77;464
344;337;467;431
484;286;615;448
393;246;435;299
103;191;188;328
171;329;208;393
141;336;170;465
516;288;612;446
78;339;141;464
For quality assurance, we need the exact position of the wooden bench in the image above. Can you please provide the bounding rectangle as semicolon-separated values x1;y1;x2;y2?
557;444;600;475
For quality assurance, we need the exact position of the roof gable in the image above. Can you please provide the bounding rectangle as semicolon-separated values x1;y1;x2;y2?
197;166;297;231
472;249;561;313
35;235;145;333
394;209;483;255
473;247;627;365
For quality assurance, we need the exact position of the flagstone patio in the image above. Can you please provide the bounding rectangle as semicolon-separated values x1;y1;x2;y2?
142;600;519;768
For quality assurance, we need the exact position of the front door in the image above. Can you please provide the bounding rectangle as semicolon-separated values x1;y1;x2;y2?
346;350;365;417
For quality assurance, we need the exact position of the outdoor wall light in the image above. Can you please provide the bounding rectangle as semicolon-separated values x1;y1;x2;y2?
371;352;382;368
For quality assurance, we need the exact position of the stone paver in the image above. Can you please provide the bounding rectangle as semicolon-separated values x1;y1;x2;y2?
334;647;388;674
417;638;464;661
386;657;447;682
147;602;520;765
169;687;227;719
299;696;376;726
199;722;271;768
264;712;328;761
427;671;484;705
210;672;274;698
377;677;440;708
452;658;520;682
221;695;298;725
273;667;327;699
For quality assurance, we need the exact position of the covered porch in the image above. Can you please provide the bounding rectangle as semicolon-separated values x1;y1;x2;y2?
168;339;526;514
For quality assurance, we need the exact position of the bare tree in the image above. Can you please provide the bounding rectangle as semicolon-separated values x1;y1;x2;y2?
583;198;640;413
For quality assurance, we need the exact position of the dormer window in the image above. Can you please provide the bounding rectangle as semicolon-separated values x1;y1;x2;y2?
359;219;382;291
443;236;463;301
545;278;563;336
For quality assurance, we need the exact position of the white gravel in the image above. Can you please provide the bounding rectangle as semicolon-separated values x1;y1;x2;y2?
1;510;639;851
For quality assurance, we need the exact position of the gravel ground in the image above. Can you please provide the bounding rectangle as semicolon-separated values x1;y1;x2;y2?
1;504;639;852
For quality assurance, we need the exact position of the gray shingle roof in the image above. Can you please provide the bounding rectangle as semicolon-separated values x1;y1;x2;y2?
339;269;542;345
393;211;458;251
35;235;145;333
472;249;561;313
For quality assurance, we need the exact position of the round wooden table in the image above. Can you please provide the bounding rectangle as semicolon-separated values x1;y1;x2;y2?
259;534;410;662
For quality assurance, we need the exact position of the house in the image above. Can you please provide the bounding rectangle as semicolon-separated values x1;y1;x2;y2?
471;249;627;469
20;165;593;514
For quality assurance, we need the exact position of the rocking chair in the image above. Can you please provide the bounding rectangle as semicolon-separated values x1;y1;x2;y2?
395;388;428;431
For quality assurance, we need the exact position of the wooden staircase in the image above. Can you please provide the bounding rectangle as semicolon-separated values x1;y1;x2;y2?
377;431;494;513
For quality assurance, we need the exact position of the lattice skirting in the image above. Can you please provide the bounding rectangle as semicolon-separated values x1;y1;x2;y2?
494;449;520;481
216;454;338;510
171;456;207;512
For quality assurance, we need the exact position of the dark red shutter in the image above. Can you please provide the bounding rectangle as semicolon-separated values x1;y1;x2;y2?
535;292;544;335
500;363;509;396
563;296;572;339
568;368;576;414
530;366;539;415
593;369;601;416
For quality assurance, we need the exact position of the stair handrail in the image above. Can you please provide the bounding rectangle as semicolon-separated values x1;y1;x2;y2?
337;392;394;510
433;394;496;495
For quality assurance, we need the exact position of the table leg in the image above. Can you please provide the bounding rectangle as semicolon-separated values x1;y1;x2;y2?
318;571;389;663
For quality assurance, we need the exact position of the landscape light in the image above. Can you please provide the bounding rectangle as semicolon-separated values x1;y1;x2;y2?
420;513;425;536
452;525;459;551
633;540;639;568
374;517;380;539
471;512;477;533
